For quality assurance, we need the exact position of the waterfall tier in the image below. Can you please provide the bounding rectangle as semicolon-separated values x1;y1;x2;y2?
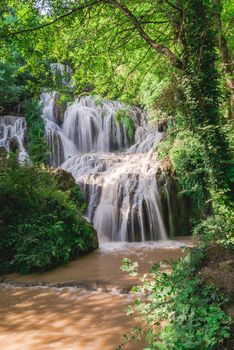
63;152;167;242
41;93;168;242
0;116;28;162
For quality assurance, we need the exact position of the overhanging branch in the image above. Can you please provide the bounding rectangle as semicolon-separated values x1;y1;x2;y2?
0;0;101;39
108;0;183;69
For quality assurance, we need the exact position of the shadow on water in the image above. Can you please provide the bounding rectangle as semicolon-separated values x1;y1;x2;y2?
0;240;192;350
0;286;144;350
3;241;190;290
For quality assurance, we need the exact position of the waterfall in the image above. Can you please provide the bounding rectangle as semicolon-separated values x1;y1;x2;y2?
0;116;28;162
41;93;167;242
62;96;143;153
41;92;77;167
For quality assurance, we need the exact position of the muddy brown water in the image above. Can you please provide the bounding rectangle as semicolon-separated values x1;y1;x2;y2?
0;239;192;350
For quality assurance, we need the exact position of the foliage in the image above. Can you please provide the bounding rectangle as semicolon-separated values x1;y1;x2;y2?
70;186;87;215
120;246;232;350
222;117;234;154
57;93;73;107
55;92;74;120
0;62;22;113
181;0;234;199
93;95;105;106
169;131;208;205
0;1;180;102
115;108;135;141
24;98;49;163
0;155;96;274
193;206;234;247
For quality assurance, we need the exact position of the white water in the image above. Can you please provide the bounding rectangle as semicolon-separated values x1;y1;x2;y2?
0;116;28;162
40;93;167;243
98;239;192;253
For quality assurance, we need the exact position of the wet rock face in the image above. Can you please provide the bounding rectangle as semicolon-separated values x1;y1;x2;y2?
158;120;167;133
52;92;66;127
47;129;65;167
9;136;19;153
157;171;194;237
53;101;62;126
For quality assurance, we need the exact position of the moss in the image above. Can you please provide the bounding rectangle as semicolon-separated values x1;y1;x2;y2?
115;108;135;141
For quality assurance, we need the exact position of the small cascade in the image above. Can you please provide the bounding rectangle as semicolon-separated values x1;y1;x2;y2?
0;116;28;161
41;93;77;166
41;92;168;242
63;153;167;241
128;125;163;154
62;96;142;153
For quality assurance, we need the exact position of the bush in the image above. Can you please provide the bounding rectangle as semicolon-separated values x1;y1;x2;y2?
193;206;234;247
0;62;22;113
167;131;208;206
0;155;97;274
121;247;231;350
24;98;49;163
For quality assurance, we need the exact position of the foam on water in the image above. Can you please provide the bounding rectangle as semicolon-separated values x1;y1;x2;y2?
98;239;193;253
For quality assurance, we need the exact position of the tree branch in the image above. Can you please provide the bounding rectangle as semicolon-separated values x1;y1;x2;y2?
163;0;183;12
0;0;184;70
108;0;183;69
0;0;101;39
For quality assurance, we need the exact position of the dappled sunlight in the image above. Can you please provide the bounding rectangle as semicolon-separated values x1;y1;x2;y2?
0;243;188;349
0;286;145;350
2;242;189;292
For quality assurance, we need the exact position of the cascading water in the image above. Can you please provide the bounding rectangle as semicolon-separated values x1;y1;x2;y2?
41;92;77;167
0;115;28;162
41;93;167;242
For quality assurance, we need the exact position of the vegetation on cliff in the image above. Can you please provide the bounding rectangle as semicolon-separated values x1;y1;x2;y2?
24;98;49;163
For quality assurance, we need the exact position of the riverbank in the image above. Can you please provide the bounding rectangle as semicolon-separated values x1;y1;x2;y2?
1;239;192;292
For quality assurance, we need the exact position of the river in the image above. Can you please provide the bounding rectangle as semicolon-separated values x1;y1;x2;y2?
0;239;192;350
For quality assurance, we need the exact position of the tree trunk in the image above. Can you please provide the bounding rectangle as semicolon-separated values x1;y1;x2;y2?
181;0;234;200
212;0;234;118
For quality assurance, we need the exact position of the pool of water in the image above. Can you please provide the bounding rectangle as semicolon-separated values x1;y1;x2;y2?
0;238;192;350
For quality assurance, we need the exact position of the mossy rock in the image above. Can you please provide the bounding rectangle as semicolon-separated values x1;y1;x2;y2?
51;168;76;191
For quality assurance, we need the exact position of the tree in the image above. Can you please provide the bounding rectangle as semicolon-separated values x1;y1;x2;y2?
0;0;233;200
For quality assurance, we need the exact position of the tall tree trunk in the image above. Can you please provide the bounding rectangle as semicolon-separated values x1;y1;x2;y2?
212;0;234;118
181;0;233;201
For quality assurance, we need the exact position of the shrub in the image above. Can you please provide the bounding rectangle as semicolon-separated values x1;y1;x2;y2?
0;155;97;274
193;206;234;247
0;62;22;113
24;99;49;163
168;131;208;206
121;247;231;350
